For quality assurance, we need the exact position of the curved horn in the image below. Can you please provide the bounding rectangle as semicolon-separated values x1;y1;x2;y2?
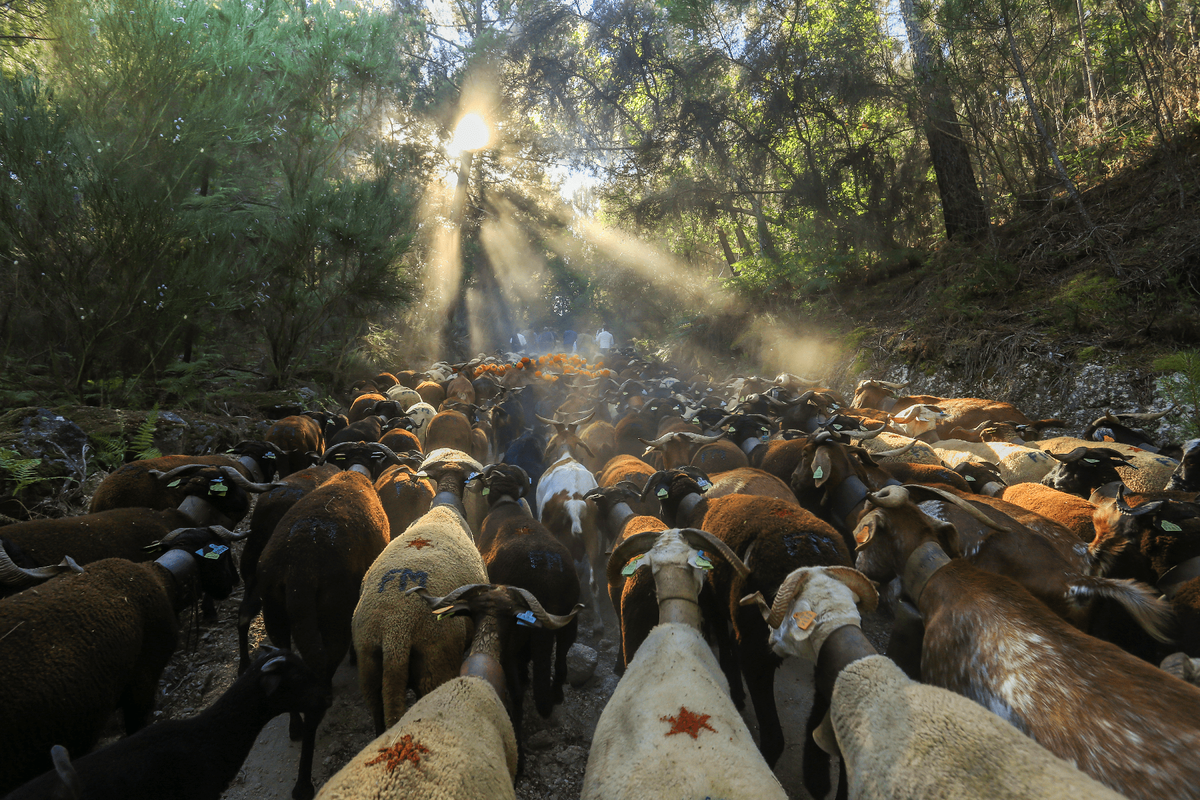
571;408;596;426
765;568;812;628
679;528;750;579
0;549;83;588
217;466;277;493
844;423;888;441
152;464;210;482
1046;447;1088;463
507;586;584;629
677;433;724;444
535;413;563;427
764;566;879;628
638;433;674;449
870;438;918;458
369;442;404;464
900;484;1012;532
878;380;907;389
606;530;665;588
1115;485;1167;517
1116;407;1176;422
318;441;359;463
865;485;911;509
407;583;496;610
207;524;249;542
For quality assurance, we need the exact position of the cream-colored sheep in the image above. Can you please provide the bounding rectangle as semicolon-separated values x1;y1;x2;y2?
352;455;487;734
934;439;1057;485
385;385;422;411
1034;436;1179;493
582;529;786;800
857;432;942;465
405;402;437;448
317;675;517;800
763;567;1125;800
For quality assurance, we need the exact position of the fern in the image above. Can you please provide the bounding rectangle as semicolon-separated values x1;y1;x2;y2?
132;406;163;460
0;448;46;493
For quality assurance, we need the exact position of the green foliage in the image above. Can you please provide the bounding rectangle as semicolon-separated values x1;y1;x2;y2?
90;405;161;471
0;447;45;493
1154;351;1200;438
1052;274;1129;332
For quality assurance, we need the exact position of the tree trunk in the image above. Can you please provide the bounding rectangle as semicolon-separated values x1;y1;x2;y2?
1074;0;1099;115
900;0;988;240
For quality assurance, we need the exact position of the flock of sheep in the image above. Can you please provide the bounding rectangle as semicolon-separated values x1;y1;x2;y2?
3;349;1200;800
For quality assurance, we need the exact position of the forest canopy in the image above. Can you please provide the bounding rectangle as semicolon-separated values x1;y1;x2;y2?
1;0;1196;403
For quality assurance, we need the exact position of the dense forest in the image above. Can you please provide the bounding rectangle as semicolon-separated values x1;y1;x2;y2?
1;0;1198;406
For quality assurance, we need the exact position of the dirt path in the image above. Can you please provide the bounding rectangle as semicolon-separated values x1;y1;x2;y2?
131;549;892;800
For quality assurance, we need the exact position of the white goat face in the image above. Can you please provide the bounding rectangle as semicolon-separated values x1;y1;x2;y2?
768;569;864;660
643;529;709;597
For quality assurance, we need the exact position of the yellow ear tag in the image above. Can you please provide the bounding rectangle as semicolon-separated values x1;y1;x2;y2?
793;610;817;630
812;466;824;480
481;487;490;496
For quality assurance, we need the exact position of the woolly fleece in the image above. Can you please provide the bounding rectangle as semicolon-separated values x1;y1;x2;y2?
1034;436;1179;492
582;623;786;800
316;676;517;800
831;655;1124;800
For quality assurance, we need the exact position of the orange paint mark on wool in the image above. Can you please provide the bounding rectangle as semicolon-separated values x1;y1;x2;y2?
772;508;793;518
364;734;430;771
661;706;716;739
406;538;433;549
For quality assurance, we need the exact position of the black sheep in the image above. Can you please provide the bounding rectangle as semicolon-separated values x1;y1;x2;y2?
4;649;329;800
476;464;580;719
0;531;239;792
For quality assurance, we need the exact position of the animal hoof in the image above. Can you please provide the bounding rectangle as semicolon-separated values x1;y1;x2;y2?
291;780;315;800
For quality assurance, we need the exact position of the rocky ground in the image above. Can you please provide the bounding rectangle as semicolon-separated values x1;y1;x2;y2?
90;533;892;800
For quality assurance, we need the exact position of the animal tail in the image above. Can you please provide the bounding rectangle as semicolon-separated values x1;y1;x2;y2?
1069;576;1177;644
565;498;588;536
287;572;329;673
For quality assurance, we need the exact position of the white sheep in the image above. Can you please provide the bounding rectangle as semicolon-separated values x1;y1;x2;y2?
352;450;487;733
405;402;438;448
1034;436;1178;492
385;385;422;411
581;528;786;800
933;439;1057;485
755;566;1126;800
857;432;942;465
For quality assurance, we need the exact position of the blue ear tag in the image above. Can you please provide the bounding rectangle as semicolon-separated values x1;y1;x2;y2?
168;479;182;488
621;554;645;576
265;452;276;459
197;544;229;560
689;550;713;571
516;609;538;627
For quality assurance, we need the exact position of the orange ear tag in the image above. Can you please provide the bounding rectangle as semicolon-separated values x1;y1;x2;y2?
793;610;817;630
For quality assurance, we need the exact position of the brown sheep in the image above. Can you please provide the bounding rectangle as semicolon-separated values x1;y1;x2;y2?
416;380;447;408
349;392;387;423
1000;482;1097;542
425;409;473;454
264;415;325;477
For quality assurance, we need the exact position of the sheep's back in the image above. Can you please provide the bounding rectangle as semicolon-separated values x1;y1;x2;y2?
317;676;516;800
583;624;786;800
859;433;941;465
0;559;176;792
1035;437;1179;493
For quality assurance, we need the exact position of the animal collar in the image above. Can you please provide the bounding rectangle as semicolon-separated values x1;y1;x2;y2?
677;492;704;525
155;548;197;600
432;491;466;514
1158;554;1200;599
902;540;952;607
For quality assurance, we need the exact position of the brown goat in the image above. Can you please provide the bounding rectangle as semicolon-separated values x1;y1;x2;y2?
852;485;1200;800
348;392;387;423
416;380;446;408
264;415;325;477
425;409;473;454
1000;482;1097;542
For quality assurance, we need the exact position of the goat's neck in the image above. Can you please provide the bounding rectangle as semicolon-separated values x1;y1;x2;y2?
902;539;953;608
237;454;267;483
605;501;636;536
461;614;509;703
176;495;235;530
154;549;198;613
652;565;702;628
815;625;879;698
672;492;705;527
432;476;465;512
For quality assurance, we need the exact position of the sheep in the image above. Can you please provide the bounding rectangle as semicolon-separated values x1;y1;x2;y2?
384;384;422;410
5;649;330;800
424;409;473;454
748;566;1125;800
351;450;487;735
999;482;1097;542
405;402;438;448
0;532;240;792
1036;437;1179;493
88;441;283;513
249;466;392;800
646;467;852;797
953;461;1007;495
596;453;656;489
373;463;434;538
264;415;325;477
378;420;422;454
932;438;1056;485
416;380;446;409
538;451;603;624
881;461;973;492
582;528;786;800
851;484;1200;800
857;432;942;465
349;392;387;423
850;382;1065;439
236;463;340;670
476;464;580;719
318;584;580;800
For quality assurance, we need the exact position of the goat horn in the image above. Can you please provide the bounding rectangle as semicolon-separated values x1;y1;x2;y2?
844;423;888;441
208;524;249;542
1115;407;1176;422
0;549;83;588
407;583;495;610
759;565;880;627
764;568;813;628
571;408;596;426
217;466;277;493
152;464;210;482
871;438;918;458
878;380;907;389
318;442;358;462
1046;447;1087;463
369;442;403;464
900;484;1012;532
534;413;562;426
507;587;584;629
866;485;911;508
1115;485;1167;517
606;530;665;588
678;528;751;579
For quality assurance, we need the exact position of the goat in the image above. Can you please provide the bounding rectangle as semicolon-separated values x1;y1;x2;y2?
749;566;1125;800
852;484;1200;800
264;415;325;477
6;649;329;800
537;428;603;623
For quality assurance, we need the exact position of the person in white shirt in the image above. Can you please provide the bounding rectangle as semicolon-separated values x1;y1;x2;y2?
596;326;614;354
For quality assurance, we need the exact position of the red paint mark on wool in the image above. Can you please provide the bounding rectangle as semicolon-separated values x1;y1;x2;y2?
406;538;433;549
772;508;793;518
661;706;716;738
365;734;430;771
